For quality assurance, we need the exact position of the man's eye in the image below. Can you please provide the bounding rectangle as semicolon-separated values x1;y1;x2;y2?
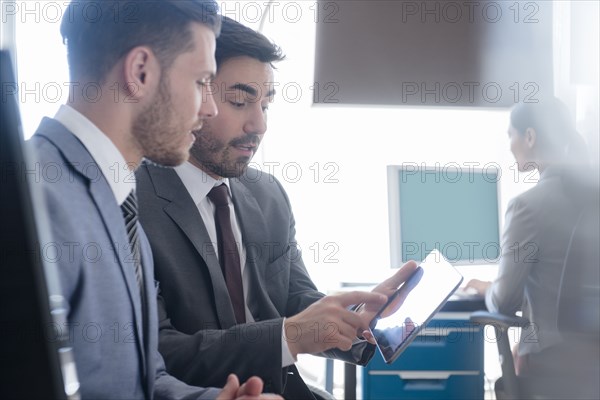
230;101;245;108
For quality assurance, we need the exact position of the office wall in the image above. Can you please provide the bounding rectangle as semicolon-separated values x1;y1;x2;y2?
8;0;596;288
1;1;69;139
235;0;596;289
313;0;554;107
249;2;537;288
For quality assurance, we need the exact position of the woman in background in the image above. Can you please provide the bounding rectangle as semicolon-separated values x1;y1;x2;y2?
467;97;593;384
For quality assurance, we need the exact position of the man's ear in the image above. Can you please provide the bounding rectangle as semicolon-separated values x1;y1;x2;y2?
525;127;537;149
122;46;160;101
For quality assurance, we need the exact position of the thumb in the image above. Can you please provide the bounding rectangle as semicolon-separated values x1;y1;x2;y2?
216;374;239;400
362;329;376;344
238;376;264;397
385;260;418;289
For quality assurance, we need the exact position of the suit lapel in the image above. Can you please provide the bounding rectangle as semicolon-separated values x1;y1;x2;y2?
88;182;147;373
36;118;147;373
146;166;237;328
138;229;156;392
230;178;281;321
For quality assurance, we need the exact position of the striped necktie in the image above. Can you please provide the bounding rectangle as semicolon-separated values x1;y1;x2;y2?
121;191;145;304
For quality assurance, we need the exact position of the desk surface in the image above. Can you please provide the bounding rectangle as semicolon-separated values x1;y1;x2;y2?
441;297;486;312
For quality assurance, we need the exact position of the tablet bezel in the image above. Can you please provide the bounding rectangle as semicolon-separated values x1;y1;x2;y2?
370;249;464;364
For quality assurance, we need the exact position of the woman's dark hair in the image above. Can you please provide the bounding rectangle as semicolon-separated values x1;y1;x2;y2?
60;0;221;82
512;98;597;201
510;97;589;162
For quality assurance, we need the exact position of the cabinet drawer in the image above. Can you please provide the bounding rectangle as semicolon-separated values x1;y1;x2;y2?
364;370;483;400
368;323;484;371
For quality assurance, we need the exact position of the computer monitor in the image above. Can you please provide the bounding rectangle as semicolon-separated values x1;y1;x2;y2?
1;50;78;399
387;164;501;266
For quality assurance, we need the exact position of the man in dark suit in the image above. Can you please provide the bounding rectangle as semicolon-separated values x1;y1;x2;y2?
30;2;279;399
137;17;417;399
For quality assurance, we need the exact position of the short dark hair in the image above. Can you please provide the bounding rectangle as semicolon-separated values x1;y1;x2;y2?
60;0;221;82
215;16;284;68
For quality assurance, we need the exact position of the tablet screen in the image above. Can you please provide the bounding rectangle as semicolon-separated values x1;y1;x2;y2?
370;249;463;364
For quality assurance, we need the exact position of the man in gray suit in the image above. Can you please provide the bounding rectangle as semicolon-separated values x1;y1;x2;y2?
30;1;280;399
136;17;417;399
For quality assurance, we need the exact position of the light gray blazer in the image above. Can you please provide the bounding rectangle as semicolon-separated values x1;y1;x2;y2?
487;166;580;356
30;117;219;399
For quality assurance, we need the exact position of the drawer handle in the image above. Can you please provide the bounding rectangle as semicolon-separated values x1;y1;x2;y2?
369;370;480;380
417;327;481;337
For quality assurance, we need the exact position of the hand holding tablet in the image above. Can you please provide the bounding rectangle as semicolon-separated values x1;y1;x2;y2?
368;250;463;364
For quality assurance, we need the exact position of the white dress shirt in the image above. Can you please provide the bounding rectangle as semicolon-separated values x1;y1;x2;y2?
175;162;296;367
54;105;136;205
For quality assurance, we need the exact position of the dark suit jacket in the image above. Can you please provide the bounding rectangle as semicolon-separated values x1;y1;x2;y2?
136;164;375;398
30;118;219;399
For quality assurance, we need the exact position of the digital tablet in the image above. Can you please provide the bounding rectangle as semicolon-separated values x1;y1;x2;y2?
370;249;463;364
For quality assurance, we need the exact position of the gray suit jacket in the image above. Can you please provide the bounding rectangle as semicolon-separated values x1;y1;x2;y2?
30;118;219;399
136;163;374;397
486;166;581;356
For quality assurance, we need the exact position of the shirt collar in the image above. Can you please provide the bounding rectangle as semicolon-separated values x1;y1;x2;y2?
175;161;231;204
54;105;136;205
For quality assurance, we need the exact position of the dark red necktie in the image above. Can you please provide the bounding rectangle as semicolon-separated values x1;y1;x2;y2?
207;184;246;324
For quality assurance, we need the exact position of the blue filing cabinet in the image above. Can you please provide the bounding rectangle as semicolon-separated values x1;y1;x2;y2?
362;312;484;400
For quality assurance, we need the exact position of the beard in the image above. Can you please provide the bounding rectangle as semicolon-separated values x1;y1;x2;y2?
132;79;190;167
189;124;260;178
